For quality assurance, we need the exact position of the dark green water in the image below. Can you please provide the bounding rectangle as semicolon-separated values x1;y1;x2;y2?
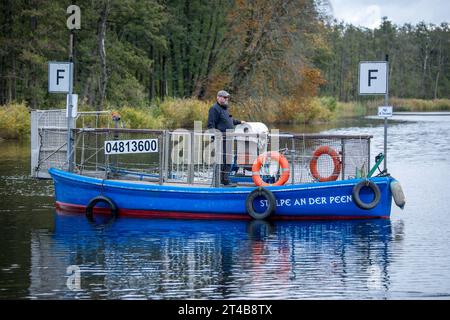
0;113;449;299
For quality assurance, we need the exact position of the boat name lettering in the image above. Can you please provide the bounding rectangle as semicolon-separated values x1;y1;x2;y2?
104;139;158;155
260;195;352;207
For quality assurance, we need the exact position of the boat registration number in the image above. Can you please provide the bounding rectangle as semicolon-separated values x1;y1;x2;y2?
104;139;158;154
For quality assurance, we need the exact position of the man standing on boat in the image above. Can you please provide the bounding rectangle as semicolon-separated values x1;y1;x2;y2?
207;90;245;186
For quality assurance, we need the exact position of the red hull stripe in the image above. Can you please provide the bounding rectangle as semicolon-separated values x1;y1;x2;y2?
55;201;388;221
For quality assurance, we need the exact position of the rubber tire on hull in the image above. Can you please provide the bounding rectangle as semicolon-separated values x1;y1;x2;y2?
245;187;276;220
86;195;118;220
352;180;381;210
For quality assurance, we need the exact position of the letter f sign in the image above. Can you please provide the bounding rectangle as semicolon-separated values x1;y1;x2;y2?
359;62;388;95
57;69;65;85
368;69;378;87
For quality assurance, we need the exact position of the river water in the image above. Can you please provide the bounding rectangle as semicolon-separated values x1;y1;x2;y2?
0;113;449;299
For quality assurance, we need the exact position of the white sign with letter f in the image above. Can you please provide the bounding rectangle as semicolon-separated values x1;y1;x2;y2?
48;62;73;93
359;62;388;95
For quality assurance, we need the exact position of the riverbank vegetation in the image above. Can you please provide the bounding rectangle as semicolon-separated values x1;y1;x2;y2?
0;0;449;139
0;103;30;139
2;97;449;139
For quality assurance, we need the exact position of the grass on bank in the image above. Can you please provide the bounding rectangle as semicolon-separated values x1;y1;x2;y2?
339;98;450;117
0;102;30;139
1;97;449;139
368;98;450;112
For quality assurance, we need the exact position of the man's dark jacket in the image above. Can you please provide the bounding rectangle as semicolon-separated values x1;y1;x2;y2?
207;102;241;132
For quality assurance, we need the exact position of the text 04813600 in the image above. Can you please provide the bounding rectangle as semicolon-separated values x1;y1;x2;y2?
104;139;158;155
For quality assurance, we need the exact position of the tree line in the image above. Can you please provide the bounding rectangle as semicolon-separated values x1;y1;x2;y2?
0;0;448;111
320;17;449;101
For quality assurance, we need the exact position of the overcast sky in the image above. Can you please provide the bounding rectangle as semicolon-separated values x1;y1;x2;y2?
328;0;450;29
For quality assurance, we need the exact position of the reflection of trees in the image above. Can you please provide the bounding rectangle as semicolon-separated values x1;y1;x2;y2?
28;213;402;299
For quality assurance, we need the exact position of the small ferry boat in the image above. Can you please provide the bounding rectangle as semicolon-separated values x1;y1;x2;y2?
42;120;405;221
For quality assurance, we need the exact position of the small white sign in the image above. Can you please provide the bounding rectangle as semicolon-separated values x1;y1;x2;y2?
104;139;158;155
66;94;78;118
48;62;72;93
359;62;388;95
378;106;393;117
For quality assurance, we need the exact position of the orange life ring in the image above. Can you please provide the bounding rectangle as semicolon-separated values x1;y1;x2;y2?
252;151;290;186
309;146;341;182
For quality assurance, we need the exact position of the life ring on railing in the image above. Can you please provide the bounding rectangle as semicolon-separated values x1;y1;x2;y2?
352;180;381;210
252;151;290;186
309;146;341;182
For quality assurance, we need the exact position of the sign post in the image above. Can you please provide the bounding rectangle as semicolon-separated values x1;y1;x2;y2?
47;5;81;173
67;63;74;172
359;58;389;172
65;5;80;173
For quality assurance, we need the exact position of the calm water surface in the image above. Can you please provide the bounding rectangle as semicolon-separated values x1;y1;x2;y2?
0;113;449;299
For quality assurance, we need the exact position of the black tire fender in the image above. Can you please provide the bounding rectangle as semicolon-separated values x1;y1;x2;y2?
86;195;118;219
352;180;381;210
245;187;276;220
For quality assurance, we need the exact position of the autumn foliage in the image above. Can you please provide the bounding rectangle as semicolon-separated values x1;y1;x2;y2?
1;0;448;136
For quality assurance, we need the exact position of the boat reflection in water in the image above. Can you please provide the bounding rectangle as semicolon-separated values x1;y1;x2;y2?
28;210;401;299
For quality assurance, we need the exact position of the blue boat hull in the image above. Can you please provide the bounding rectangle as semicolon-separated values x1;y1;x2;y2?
49;168;393;220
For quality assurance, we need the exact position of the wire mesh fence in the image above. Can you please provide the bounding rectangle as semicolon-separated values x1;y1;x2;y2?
31;110;116;178
31;110;71;178
32;110;372;186
74;129;163;180
70;130;372;186
289;134;370;184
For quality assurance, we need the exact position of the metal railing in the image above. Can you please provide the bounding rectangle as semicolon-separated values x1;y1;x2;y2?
68;128;371;187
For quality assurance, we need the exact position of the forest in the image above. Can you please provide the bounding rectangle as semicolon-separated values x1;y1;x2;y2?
0;0;449;131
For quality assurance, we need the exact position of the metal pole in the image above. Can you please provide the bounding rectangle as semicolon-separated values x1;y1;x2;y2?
159;132;164;185
67;31;74;172
69;30;74;61
383;55;389;172
188;131;195;184
164;130;170;182
383;112;387;172
341;138;345;180
367;137;371;176
214;133;221;187
112;114;119;177
291;137;295;184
